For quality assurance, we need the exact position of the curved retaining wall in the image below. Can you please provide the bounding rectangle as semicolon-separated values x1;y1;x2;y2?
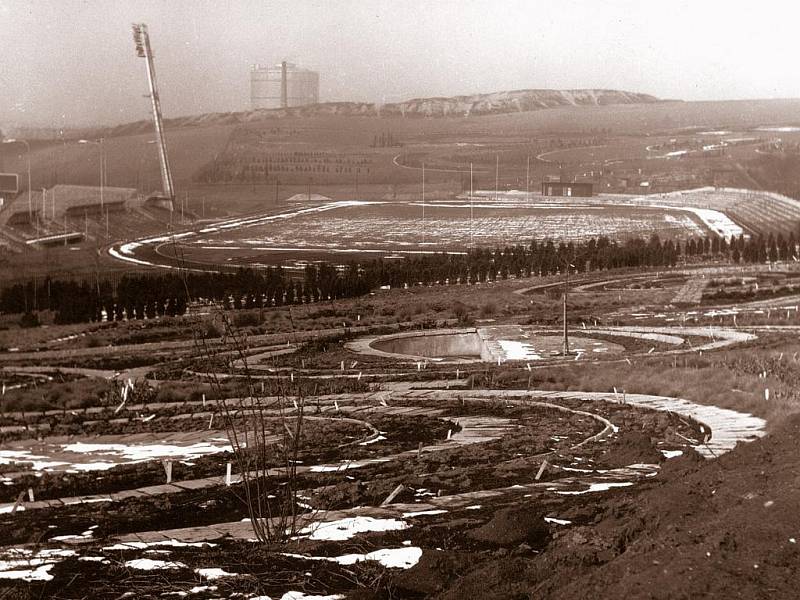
345;329;490;363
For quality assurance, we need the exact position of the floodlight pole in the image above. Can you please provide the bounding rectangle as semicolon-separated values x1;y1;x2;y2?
132;23;175;208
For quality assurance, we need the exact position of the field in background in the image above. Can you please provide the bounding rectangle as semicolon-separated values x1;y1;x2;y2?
3;97;800;279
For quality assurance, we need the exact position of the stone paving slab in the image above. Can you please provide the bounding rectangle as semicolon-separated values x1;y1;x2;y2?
135;484;186;496
172;478;223;491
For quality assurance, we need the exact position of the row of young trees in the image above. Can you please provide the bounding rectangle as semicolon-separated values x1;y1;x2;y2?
1;232;797;324
683;231;800;264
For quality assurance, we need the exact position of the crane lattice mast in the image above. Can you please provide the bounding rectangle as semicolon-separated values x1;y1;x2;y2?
132;23;175;209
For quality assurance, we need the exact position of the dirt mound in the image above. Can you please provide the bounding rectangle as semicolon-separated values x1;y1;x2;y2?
419;415;800;599
392;550;473;596
596;430;664;468
539;412;800;599
467;504;551;548
437;557;535;600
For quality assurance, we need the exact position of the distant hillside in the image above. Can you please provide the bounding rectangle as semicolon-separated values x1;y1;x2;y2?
92;88;661;137
385;88;661;117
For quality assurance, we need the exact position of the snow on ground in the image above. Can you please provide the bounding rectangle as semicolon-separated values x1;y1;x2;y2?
0;440;233;473
497;340;543;360
661;450;684;459
110;201;381;268
283;547;423;570
556;481;634;495
103;540;216;551
0;548;76;582
298;516;409;541
279;593;345;600
308;458;390;473
62;441;233;462
402;509;448;518
755;126;800;132
680;206;744;238
124;558;187;570
196;567;238;580
164;585;218;597
0;450;69;471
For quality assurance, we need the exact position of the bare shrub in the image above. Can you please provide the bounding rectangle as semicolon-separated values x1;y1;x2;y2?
479;301;497;317
196;313;308;543
453;301;472;324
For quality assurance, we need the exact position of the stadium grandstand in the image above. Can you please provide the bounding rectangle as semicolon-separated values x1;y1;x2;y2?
0;184;186;250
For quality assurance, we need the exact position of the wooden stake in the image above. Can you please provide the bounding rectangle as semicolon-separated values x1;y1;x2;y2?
225;462;232;486
11;491;25;514
381;484;405;506
535;459;549;481
162;460;173;484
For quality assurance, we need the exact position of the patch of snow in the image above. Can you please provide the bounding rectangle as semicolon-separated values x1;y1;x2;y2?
79;556;110;563
196;567;237;580
103;540;216;551
358;435;387;446
0;564;54;581
124;558;187;570
0;548;77;582
557;481;634;495
661;449;684;459
280;593;344;600
165;585;219;597
71;461;119;471
298;516;409;541
497;340;543;360
755;126;800;132
308;458;389;473
283;547;422;569
401;509;447;518
544;517;572;525
62;441;233;462
335;547;422;569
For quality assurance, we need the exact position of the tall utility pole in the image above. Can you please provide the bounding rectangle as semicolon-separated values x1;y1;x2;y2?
495;155;499;201
562;258;574;355
469;162;474;249
280;60;288;109
132;23;175;208
526;155;530;200
101;138;105;212
421;163;426;246
563;265;570;355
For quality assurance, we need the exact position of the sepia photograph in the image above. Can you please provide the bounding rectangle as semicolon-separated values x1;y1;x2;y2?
0;0;798;597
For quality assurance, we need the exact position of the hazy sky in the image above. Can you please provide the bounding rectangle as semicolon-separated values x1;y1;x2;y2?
2;0;799;127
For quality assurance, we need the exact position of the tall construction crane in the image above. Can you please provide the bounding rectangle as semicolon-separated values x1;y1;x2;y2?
132;23;175;210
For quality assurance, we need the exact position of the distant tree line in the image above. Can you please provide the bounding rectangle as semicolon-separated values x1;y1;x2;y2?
2;232;797;324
